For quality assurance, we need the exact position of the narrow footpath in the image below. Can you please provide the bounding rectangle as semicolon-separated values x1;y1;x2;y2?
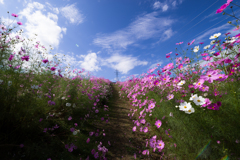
94;83;162;160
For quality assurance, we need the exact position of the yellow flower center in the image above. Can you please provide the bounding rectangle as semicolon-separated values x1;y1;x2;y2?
212;107;215;109
184;106;187;108
188;110;191;112
198;83;201;85
202;87;205;89
164;78;166;80
219;76;222;78
197;100;201;102
208;75;211;77
159;144;162;146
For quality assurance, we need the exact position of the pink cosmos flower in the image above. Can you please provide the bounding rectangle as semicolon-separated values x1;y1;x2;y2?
20;144;24;148
216;3;228;14
89;132;95;136
224;58;232;63
133;126;137;132
202;56;213;61
21;56;29;61
201;53;208;56
9;54;14;61
17;21;22;25
42;59;49;63
156;140;165;150
213;52;220;56
142;149;149;155
178;64;183;69
87;138;90;143
140;119;146;124
143;127;148;133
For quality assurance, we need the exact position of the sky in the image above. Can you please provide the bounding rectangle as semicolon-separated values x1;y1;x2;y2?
0;0;240;82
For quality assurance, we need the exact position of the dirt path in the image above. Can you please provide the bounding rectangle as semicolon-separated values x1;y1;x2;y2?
95;83;161;160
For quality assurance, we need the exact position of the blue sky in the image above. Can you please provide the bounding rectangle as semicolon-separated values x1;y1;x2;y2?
1;0;240;82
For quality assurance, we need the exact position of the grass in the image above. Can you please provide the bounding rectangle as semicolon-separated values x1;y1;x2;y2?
0;66;114;159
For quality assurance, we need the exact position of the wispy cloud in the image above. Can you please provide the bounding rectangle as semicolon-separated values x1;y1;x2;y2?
60;3;86;25
93;11;176;50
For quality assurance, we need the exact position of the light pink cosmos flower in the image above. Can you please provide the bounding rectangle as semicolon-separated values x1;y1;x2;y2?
156;140;165;150
200;70;219;83
155;120;162;128
148;102;155;109
132;126;137;132
167;94;174;100
194;79;205;89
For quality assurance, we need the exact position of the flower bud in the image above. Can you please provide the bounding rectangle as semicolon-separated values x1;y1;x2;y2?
228;21;232;24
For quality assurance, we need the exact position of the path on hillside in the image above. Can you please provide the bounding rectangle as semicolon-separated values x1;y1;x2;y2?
94;83;162;160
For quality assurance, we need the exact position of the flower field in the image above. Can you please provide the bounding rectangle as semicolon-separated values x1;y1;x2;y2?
0;0;240;159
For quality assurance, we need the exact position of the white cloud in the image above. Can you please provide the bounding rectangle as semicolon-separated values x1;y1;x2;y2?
0;0;4;4
47;12;58;21
153;1;161;9
153;1;168;11
78;52;101;72
62;27;67;34
101;53;148;74
172;1;177;7
60;3;85;25
162;4;169;12
45;2;59;14
93;11;176;50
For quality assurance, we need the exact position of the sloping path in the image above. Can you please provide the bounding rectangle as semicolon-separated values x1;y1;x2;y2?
95;83;161;160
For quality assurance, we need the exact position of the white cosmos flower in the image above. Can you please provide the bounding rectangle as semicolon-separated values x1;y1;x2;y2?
204;45;211;50
193;96;206;106
177;80;186;86
189;94;198;101
179;102;192;112
185;107;195;114
31;85;39;89
72;103;76;108
193;46;200;53
8;81;12;86
210;40;216;45
66;103;71;107
209;33;221;39
73;131;78;135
